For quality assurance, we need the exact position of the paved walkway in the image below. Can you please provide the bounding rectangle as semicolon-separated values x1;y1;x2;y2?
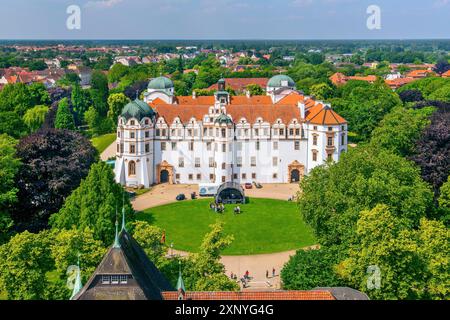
100;142;116;161
132;182;312;290
169;246;319;290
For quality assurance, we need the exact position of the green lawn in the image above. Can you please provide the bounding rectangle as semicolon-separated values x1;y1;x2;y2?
91;133;116;154
137;198;316;255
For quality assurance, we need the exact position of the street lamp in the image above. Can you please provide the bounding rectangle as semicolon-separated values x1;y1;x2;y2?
170;242;174;257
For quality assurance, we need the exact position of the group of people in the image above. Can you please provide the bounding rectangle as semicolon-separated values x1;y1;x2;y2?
229;268;277;289
209;202;225;213
209;202;242;214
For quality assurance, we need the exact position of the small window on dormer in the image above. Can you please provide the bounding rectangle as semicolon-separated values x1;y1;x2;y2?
120;275;128;284
102;275;110;284
130;120;135;126
145;119;149;125
111;275;119;284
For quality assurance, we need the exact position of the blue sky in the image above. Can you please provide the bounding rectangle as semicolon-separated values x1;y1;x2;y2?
0;0;449;39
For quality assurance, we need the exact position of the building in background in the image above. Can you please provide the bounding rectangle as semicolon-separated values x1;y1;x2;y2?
115;76;347;188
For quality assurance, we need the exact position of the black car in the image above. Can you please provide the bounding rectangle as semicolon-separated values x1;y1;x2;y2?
176;193;186;201
127;191;137;199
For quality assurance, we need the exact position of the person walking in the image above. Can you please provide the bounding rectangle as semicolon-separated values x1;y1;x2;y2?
272;267;276;278
266;270;269;279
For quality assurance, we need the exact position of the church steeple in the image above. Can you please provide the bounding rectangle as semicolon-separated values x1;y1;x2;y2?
176;260;185;300
121;193;127;232
70;255;83;300
113;208;120;248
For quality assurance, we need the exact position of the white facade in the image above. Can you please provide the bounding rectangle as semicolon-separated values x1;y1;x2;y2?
115;77;347;188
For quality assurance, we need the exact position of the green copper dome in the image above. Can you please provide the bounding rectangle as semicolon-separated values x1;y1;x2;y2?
267;75;296;88
120;99;155;121
215;113;233;125
148;76;174;90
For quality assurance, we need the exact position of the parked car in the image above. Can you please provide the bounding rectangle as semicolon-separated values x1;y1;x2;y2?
127;191;137;199
253;181;262;189
176;193;186;201
244;183;253;189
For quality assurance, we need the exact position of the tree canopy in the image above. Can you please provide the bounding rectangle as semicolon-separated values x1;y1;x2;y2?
49;161;132;245
13;129;97;231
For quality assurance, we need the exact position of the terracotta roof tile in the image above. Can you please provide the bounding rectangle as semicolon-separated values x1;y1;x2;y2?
162;290;335;300
207;78;269;91
151;92;346;126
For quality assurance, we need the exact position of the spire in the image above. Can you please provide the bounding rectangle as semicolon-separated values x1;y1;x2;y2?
70;254;83;300
176;260;185;293
121;194;127;232
113;208;120;248
121;208;126;232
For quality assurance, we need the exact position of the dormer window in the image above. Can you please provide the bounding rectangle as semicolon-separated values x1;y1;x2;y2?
111;275;119;284
130;120;135;126
145;119;149;125
102;275;110;284
120;275;128;284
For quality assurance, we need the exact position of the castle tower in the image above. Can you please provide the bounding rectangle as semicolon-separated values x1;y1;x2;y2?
115;99;156;188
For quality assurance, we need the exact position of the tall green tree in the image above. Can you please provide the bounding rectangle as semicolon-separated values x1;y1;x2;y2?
54;98;75;130
338;205;425;300
132;221;167;267
332;80;402;142
107;93;130;123
370;105;434;157
49;161;132;245
182;222;239;292
0;134;21;243
90;70;109;116
0;231;53;300
50;227;106;284
0;111;27;138
23;105;49;133
299;146;434;251
14;129;97;231
281;247;340;290
71;84;91;125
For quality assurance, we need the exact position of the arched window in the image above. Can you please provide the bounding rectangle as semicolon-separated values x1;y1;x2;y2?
128;161;136;176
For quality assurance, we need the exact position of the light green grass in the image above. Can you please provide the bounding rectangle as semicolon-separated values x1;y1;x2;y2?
91;133;116;154
137;198;316;255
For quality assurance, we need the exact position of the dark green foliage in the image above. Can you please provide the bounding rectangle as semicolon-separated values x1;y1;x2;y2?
370;105;434;157
54;98;75;130
49;161;133;245
281;248;340;290
332;80;402;141
299;146;434;250
13;129;97;231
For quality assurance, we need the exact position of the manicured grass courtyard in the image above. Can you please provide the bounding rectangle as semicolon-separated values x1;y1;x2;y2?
137;198;316;255
91;133;116;154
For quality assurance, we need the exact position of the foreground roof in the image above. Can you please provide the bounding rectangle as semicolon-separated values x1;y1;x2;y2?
162;290;335;300
73;230;174;300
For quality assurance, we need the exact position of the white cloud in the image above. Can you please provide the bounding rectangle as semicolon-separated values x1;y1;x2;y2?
85;0;123;9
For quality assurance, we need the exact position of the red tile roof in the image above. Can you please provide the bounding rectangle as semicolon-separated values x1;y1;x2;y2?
207;78;269;91
150;92;346;126
162;290;335;300
442;70;450;78
385;77;415;89
406;69;435;78
330;73;377;86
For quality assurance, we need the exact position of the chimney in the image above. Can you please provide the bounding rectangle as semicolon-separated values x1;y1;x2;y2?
298;102;305;119
246;90;251;98
192;90;197;99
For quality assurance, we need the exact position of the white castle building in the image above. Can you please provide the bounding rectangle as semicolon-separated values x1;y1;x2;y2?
115;75;348;188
